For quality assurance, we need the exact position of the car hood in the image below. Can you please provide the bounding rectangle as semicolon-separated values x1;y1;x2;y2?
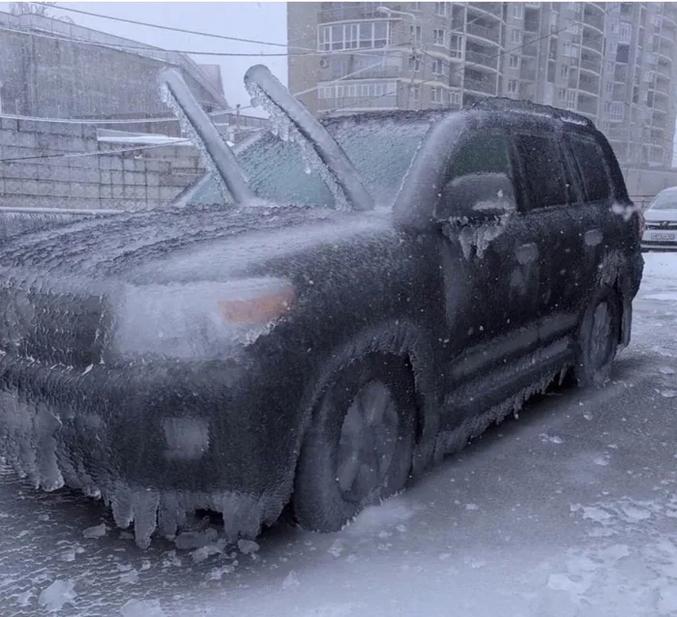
0;204;392;285
645;208;677;223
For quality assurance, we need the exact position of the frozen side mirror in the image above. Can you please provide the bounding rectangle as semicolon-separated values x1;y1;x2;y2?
436;172;516;225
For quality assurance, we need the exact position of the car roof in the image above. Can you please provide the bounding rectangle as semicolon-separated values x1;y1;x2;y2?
322;98;595;132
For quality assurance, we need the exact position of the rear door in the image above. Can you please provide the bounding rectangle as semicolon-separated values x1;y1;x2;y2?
512;129;580;333
562;130;618;300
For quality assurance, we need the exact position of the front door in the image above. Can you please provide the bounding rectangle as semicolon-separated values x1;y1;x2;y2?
434;128;541;414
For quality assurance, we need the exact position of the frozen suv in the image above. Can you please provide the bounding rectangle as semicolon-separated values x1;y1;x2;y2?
0;68;643;547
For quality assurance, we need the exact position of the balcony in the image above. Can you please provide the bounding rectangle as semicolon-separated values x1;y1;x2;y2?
578;74;600;95
464;49;499;70
466;21;501;44
319;5;382;23
576;93;598;116
581;27;603;52
580;56;602;74
467;3;503;18
319;94;398;113
582;5;605;32
464;76;497;95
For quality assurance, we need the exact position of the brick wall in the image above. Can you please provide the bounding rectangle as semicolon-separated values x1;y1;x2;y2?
0;118;205;210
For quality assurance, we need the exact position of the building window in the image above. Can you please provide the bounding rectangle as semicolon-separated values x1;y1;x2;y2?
450;34;463;58
449;90;461;106
409;84;420;103
410;24;422;45
318;21;389;51
511;4;523;19
435;2;449;16
319;81;397;101
558;87;566;100
433;28;446;46
507;79;518;94
606;101;625;121
560;64;569;78
410;2;422;11
432;58;445;75
509;54;520;68
565;89;577;109
510;30;522;43
431;86;443;103
409;55;421;71
619;21;632;43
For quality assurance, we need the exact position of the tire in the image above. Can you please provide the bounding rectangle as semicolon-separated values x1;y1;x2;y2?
293;353;417;532
574;288;621;388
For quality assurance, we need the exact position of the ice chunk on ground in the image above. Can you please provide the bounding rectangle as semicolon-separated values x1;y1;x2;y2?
174;527;218;551
82;523;107;539
39;579;76;612
237;538;260;555
120;598;166;617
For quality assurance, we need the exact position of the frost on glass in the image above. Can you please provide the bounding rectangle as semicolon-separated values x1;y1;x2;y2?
187;117;432;211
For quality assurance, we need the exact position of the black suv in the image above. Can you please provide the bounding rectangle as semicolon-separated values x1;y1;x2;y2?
0;82;643;547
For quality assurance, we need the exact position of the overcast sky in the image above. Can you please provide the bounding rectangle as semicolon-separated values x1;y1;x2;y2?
38;2;289;115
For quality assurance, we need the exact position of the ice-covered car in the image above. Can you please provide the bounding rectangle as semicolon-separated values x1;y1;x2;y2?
0;68;643;548
641;186;677;251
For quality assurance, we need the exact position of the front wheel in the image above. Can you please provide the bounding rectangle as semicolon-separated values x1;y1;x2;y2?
293;354;417;532
574;288;621;387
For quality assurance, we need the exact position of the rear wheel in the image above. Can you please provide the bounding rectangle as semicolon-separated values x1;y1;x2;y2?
574;289;621;387
294;354;416;531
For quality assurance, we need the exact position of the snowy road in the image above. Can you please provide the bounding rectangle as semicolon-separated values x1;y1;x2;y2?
1;253;676;617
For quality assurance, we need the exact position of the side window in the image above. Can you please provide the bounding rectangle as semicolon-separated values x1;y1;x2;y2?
515;134;570;210
566;134;612;202
435;131;517;219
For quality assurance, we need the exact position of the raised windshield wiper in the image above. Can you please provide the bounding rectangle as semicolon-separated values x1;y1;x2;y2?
244;65;374;212
159;69;255;205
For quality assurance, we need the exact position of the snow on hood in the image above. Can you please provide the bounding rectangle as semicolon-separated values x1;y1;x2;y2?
0;204;391;284
644;208;677;223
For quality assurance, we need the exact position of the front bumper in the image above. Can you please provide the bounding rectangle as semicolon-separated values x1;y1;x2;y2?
0;352;303;546
642;229;677;251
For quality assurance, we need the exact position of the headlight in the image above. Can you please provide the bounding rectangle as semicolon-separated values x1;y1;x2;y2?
113;278;295;358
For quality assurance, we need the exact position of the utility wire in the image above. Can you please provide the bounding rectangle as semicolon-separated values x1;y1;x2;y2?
0;24;314;57
0;140;191;164
50;2;306;50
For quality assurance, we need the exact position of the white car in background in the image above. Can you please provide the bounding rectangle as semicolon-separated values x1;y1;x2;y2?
641;187;677;251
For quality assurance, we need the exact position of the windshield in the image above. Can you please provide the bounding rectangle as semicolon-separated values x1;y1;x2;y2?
650;190;677;211
186;116;432;209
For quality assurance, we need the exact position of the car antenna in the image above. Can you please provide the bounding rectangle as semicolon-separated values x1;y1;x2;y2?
244;64;374;212
159;69;256;206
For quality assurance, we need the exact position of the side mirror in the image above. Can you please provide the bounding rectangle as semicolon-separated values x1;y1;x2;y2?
436;172;516;224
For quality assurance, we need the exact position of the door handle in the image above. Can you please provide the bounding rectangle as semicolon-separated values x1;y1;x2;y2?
585;229;603;247
516;242;538;265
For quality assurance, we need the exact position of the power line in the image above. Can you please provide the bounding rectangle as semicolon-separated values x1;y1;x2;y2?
50;2;307;51
0;139;191;164
0;24;312;57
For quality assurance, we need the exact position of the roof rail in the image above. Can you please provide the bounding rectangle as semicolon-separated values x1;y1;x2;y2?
469;97;594;128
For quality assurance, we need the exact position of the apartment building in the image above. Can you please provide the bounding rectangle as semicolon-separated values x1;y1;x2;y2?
287;2;677;170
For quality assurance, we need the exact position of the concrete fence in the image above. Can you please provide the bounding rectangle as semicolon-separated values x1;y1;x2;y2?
0;117;207;211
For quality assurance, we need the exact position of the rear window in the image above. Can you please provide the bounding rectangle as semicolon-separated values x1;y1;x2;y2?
566;134;612;202
514;134;569;209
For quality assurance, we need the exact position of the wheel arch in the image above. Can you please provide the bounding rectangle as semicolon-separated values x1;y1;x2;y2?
595;249;640;348
291;319;442;492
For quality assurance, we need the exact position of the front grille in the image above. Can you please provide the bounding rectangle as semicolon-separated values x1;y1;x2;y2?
0;287;109;366
646;221;677;230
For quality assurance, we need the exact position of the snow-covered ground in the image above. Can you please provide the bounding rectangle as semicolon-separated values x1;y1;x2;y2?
1;252;676;617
